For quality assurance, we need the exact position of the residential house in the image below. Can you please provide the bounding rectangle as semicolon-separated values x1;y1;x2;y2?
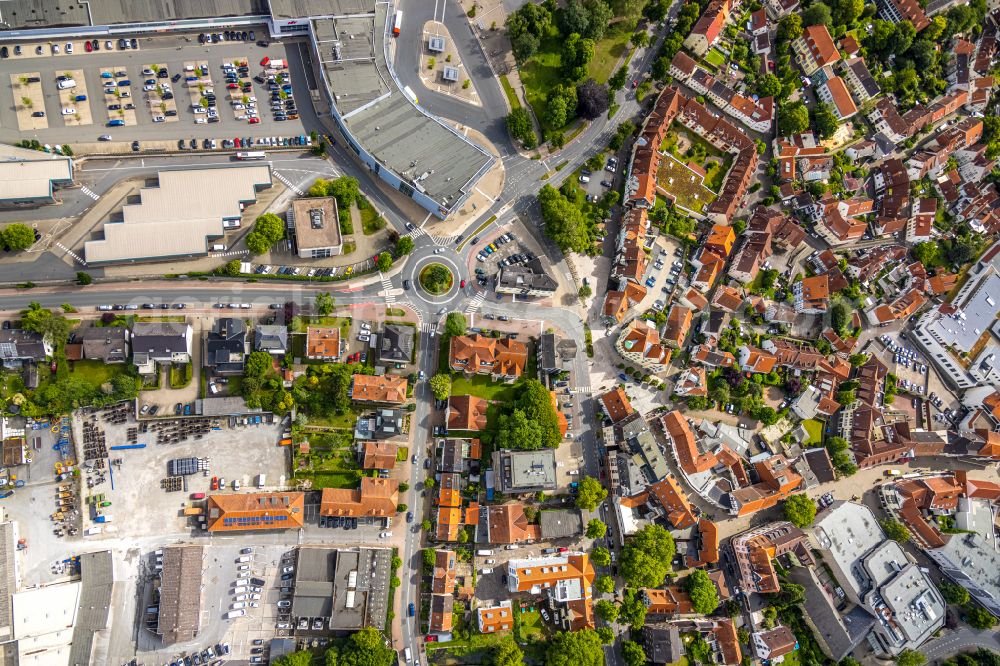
205;492;305;531
842;57;880;104
305;326;341;361
732;522;814;594
752;625;798;662
349;374;407;406
354;409;405;441
793;24;840;76
817;76;858;120
319;477;399;518
449;334;528;382
727;455;803;516
645;623;683;665
683;0;733;57
507;552;595;630
492;449;557;494
793;275;830;313
876;0;929;31
599;387;635;424
482;503;541;544
360;441;398;471
446;395;488;431
663;305;692;349
69;326;128;364
379;323;414;364
131;322;192;375
477;601;513;634
738;346;778;374
496;258;558;297
429;593;453;634
603;282;648;324
203;318;247;376
254;324;288;356
712;286;744;313
615;319;671;371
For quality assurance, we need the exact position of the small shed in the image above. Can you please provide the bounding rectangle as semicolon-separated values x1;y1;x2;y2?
428;35;446;52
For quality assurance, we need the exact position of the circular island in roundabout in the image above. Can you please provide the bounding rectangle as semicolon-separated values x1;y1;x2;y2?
418;263;454;295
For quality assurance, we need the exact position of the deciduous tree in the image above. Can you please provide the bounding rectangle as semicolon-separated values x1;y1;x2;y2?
783;494;817;528
686;569;720;614
621;524;675;588
576;476;608;511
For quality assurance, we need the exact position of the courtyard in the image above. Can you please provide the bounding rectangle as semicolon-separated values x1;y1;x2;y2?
657;153;717;215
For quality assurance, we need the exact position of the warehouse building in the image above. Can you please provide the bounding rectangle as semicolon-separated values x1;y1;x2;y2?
84;166;272;265
155;545;204;645
291;546;391;633
0;144;74;206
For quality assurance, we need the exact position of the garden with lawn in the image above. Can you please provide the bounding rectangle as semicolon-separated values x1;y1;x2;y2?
657;154;717;214
291;429;360;489
802;419;824;445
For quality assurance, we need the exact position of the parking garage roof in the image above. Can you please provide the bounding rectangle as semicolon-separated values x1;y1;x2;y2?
313;11;493;209
0;0;266;29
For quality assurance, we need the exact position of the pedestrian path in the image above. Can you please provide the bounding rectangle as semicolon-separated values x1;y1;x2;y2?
464;291;485;314
55;242;86;265
379;272;395;304
79;186;100;201
274;171;305;196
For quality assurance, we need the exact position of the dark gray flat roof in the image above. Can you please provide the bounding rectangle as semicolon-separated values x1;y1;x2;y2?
69;550;115;666
269;0;371;19
313;8;493;207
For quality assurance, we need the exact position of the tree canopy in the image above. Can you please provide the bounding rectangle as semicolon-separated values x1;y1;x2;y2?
586;518;608;539
576;476;608;511
621;641;646;666
492;636;524;666
880;518;911;543
444;312;467;337
338;628;396;666
783;494;817;528
685;569;720;614
595;599;619;622
506;108;535;147
576;79;609;119
490;379;563;449
538;184;590;254
1;223;35;251
620;524;676;588
545;629;605;666
777;100;809;136
429;374;452;401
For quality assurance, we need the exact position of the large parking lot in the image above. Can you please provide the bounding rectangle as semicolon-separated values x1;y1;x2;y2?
0;30;315;148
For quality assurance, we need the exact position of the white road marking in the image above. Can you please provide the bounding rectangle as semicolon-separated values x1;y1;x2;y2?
80;186;100;201
54;242;87;265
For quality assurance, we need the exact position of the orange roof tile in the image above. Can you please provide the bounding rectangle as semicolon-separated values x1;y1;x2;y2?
351;374;408;404
361;441;398;470
319;477;399;517
306;327;340;358
447;395;489;431
206;492;305;532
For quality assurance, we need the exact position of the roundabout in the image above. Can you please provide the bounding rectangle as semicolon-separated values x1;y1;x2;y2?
404;246;469;308
418;263;454;295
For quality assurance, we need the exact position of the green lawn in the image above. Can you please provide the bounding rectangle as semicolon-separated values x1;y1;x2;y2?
68;360;127;386
518;30;564;131
307;410;358;429
704;48;726;68
802;419;824;445
500;74;521;109
358;203;386;235
292;429;360;489
520;26;631;132
516;607;546;641
450;374;516;401
589;29;631;84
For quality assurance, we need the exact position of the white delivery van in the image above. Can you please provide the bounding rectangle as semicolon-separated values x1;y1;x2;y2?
231;601;246;610
57;79;77;90
236;555;251;563
257;473;266;488
211;244;226;251
476;549;494;556
226;609;246;619
482;567;494;574
233;586;248;594
404;648;412;663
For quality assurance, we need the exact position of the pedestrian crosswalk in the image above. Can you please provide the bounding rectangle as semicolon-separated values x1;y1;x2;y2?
210;250;248;258
407;226;427;239
80;186;100;201
379;272;395;304
464;292;485;314
434;234;458;246
274;171;304;195
421;322;436;335
574;386;593;395
55;242;86;265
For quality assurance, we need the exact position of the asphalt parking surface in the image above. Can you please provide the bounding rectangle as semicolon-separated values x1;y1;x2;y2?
0;30;312;146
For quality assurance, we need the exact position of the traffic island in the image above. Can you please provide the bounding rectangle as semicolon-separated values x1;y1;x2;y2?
419;263;454;295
